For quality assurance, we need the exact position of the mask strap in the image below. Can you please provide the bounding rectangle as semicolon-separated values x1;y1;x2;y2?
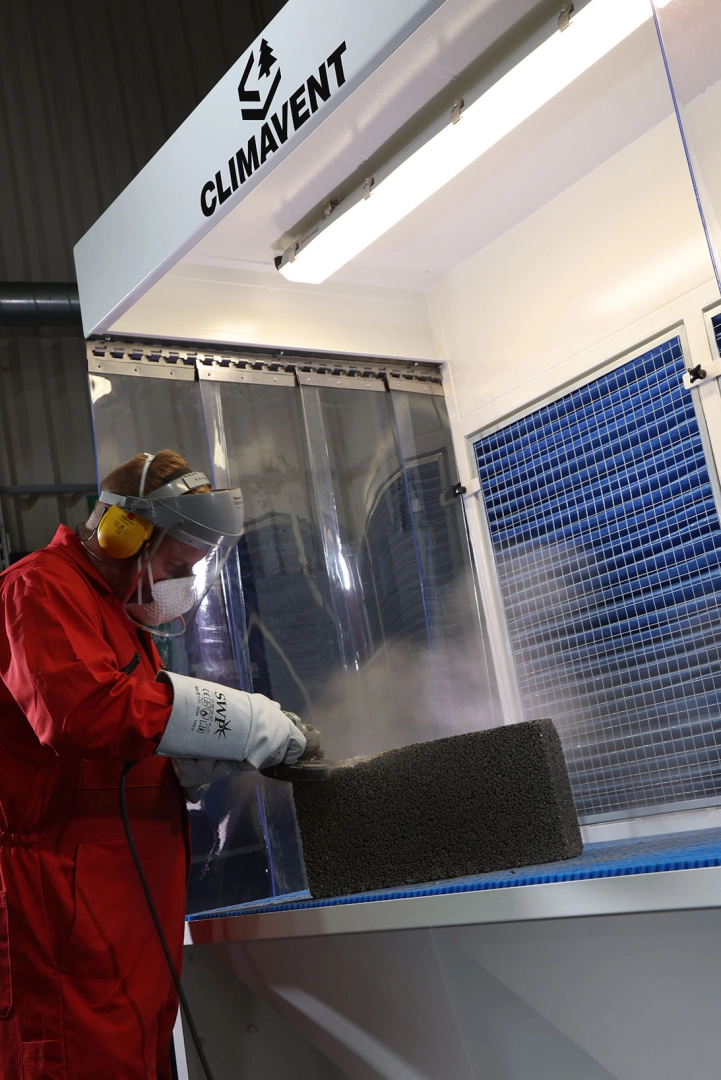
128;526;167;609
136;555;156;605
135;454;157;605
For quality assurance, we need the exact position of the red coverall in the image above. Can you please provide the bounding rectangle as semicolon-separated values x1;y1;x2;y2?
0;525;187;1079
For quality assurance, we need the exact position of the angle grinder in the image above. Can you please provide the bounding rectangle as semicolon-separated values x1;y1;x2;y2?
260;713;333;782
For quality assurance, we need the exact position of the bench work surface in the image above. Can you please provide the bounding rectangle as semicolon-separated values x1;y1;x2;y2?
187;826;721;922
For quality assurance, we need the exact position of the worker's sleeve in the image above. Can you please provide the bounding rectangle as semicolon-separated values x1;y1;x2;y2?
0;568;173;760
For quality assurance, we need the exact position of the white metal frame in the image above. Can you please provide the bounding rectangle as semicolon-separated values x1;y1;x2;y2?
470;323;688;442
696;300;721;510
702;298;721;362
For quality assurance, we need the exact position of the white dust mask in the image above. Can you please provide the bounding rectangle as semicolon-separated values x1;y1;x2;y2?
127;558;196;627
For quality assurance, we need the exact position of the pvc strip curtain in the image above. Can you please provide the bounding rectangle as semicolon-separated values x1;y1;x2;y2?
200;378;501;766
197;374;499;912
89;370;288;914
390;390;499;740
474;336;721;821
91;366;496;913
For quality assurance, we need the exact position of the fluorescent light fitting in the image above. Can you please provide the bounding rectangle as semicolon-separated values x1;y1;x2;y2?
278;0;669;285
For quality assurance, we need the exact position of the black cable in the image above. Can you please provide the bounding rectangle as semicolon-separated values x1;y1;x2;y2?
120;762;216;1080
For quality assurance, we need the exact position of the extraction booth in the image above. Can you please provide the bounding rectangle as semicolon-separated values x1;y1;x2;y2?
74;1;721;1077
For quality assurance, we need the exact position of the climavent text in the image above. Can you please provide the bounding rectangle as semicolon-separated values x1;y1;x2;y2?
200;42;348;217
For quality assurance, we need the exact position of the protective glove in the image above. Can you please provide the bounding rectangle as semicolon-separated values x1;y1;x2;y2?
155;671;306;769
172;758;242;803
283;712;323;757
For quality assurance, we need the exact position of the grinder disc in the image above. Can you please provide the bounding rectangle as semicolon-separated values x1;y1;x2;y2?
260;758;333;782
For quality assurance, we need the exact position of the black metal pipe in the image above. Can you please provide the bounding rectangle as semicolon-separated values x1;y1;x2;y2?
0;283;81;326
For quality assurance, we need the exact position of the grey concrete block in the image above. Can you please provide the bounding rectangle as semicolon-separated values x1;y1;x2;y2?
292;719;582;899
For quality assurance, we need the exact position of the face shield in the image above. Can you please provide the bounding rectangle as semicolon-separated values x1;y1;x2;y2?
99;472;244;637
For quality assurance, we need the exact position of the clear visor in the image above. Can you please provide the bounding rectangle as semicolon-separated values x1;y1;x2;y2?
124;530;236;638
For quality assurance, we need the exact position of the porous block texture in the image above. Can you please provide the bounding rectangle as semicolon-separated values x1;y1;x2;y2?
292;719;582;899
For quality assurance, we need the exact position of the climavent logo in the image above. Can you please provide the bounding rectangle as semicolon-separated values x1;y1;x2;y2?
200;38;347;217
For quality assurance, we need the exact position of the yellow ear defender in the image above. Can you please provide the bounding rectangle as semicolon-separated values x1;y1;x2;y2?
96;505;154;559
96;451;155;559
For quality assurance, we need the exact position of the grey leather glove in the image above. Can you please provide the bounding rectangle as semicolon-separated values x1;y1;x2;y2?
156;671;306;769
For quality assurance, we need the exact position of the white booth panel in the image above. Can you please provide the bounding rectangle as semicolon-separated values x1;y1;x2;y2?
439;910;721;1080
182;906;721;1080
109;263;438;360
433;113;717;438
428;59;719;439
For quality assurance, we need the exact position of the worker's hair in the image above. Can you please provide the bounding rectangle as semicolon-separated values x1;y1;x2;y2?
81;450;211;535
100;450;210;496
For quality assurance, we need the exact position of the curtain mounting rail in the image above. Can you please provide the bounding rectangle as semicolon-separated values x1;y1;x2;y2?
87;338;444;389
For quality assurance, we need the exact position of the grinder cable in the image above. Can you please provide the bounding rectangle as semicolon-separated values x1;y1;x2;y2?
120;761;216;1080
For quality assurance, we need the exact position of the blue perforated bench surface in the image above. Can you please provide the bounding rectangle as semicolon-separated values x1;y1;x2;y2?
187;826;721;921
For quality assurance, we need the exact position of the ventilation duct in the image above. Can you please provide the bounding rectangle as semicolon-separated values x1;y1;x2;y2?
0;284;81;326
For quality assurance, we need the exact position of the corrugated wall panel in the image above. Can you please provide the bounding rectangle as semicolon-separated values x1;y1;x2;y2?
0;0;288;282
0;327;94;556
0;0;288;554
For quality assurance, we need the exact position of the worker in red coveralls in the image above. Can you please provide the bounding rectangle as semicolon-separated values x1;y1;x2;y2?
0;450;306;1079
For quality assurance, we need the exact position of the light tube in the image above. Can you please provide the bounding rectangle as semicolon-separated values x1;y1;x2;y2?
279;0;670;285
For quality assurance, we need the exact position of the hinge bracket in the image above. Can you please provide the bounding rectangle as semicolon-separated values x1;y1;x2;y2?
558;3;574;31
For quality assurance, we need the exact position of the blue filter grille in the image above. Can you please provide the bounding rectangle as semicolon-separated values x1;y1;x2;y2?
474;337;721;819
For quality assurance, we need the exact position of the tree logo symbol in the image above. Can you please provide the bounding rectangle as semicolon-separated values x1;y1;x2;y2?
237;39;281;121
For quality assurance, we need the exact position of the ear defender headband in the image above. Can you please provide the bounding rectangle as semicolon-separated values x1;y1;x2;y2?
97;460;243;555
96;453;157;560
